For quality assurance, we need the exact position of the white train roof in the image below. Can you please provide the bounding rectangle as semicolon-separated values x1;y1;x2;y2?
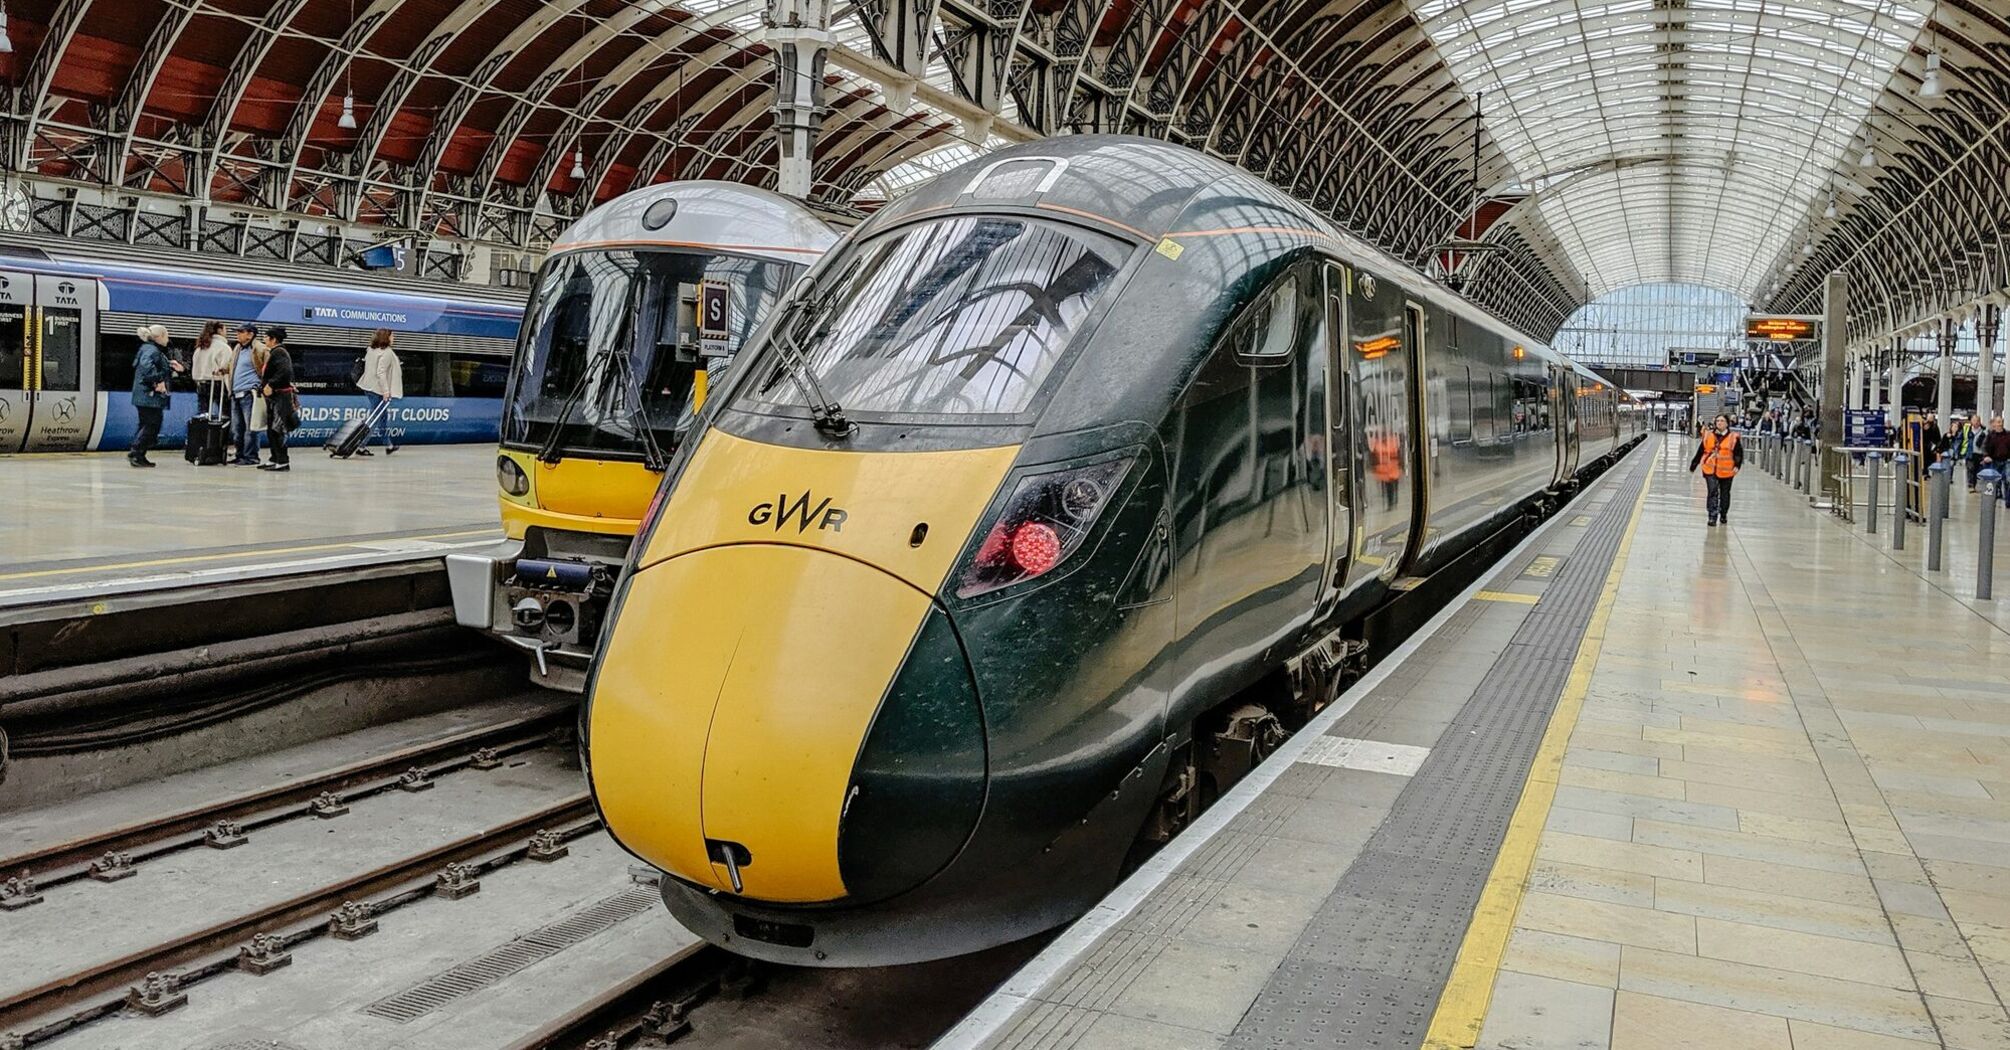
552;181;837;263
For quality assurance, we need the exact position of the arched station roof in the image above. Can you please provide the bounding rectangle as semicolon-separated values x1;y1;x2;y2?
0;0;2005;344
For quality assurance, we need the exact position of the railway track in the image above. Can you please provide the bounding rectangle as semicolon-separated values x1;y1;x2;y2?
0;794;597;1044
0;710;569;903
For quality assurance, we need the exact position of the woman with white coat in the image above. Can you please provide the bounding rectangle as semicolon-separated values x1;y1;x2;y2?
191;320;232;419
355;328;403;455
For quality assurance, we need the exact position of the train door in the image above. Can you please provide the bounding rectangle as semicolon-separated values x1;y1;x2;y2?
26;274;97;450
0;271;31;453
1552;366;1580;481
1344;267;1414;582
1315;262;1356;608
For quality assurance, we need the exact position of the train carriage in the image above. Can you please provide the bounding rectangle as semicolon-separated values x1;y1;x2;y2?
582;137;1643;966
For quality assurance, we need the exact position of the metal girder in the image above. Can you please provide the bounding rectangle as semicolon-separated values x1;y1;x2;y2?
584;34;760;198
771;0;834;198
196;0;314;206
340;0;521;223
405;0;596;233
852;0;939;84
12;0;93;171
111;1;200;192
272;0;402;212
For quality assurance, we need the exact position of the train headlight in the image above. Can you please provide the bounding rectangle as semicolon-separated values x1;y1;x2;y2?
958;454;1134;598
497;455;531;497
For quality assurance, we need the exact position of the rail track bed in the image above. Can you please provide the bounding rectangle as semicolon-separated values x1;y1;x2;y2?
1;697;1037;1050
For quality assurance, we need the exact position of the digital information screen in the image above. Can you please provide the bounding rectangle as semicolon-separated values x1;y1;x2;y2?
1746;316;1818;341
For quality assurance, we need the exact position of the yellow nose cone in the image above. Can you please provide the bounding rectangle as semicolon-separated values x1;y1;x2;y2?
587;543;932;903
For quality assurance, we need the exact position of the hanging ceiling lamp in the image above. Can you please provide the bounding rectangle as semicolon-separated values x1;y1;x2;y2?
1858;135;1877;168
1920;51;1943;98
570;149;587;181
0;3;15;54
1823;196;1838;219
337;1;358;129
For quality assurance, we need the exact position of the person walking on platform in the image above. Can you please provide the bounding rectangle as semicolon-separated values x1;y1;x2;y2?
128;325;180;467
1950;415;1982;491
1689;413;1742;527
1982;416;2010;503
191;320;231;419
1922;411;1945;464
258;326;298;472
355;328;402;455
228;322;263;465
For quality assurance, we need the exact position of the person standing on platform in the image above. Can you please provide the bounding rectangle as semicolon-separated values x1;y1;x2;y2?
1689;413;1742;527
355;328;402;456
128;325;180;467
1950;415;1981;491
191;320;231;419
228;322;263;465
1982;416;2010;503
258;326;297;473
1922;411;1945;464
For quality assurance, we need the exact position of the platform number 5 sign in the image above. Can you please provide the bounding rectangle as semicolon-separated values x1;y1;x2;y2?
699;281;731;358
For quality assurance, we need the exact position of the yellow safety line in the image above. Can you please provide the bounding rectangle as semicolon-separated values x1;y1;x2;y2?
0;528;500;582
1421;459;1655;1050
1473;590;1540;605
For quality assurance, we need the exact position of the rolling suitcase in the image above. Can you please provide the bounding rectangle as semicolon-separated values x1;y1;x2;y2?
186;383;228;465
327;398;388;459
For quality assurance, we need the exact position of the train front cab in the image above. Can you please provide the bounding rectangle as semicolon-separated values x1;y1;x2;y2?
0;272;102;452
448;183;831;691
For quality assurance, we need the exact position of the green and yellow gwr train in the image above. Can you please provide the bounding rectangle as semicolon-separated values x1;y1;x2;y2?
583;136;1644;965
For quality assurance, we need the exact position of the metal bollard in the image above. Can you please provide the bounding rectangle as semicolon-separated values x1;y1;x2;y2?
1929;462;1950;572
1893;452;1908;550
1980;469;1999;600
1776;436;1786;480
1866;451;1881;534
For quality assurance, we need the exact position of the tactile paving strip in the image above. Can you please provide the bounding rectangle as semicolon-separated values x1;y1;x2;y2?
1225;453;1651;1050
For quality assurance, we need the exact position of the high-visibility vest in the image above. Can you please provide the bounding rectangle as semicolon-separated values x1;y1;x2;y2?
1700;431;1739;478
1370;433;1401;482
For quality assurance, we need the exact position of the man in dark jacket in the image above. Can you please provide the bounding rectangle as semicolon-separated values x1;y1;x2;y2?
129;326;178;467
258;326;297;472
1981;416;2010;506
1922;411;1944;464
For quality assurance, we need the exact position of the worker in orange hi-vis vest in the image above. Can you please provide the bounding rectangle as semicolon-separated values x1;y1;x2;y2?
1370;428;1402;509
1688;413;1743;528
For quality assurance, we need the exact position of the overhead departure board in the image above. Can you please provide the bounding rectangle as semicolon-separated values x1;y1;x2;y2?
1746;316;1818;341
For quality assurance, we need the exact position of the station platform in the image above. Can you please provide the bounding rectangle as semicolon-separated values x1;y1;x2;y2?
0;445;503;608
942;434;2010;1050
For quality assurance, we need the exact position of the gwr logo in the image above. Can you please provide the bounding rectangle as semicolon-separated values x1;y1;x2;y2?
749;492;848;533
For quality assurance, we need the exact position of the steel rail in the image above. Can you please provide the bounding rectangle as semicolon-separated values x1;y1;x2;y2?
0;795;596;1037
0;710;570;889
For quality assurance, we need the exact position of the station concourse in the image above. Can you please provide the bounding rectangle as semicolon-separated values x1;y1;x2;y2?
4;1;2010;1049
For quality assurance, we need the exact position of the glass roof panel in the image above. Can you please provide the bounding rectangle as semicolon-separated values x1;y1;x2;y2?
1407;0;1930;297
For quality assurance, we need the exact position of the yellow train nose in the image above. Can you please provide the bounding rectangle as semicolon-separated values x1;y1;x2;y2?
587;543;933;903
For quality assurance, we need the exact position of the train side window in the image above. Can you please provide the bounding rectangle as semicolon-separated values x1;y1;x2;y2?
1233;268;1301;365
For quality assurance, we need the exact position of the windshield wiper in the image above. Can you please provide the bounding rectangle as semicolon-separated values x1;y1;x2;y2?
768;287;855;440
535;353;599;466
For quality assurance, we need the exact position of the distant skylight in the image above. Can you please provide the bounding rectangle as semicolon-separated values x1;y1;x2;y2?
1407;0;1932;298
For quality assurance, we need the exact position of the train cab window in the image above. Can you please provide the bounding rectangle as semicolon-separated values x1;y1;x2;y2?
507;248;800;456
742;214;1127;421
1231;277;1299;363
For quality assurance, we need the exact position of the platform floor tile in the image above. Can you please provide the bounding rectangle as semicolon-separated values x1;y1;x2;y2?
1465;437;2010;1050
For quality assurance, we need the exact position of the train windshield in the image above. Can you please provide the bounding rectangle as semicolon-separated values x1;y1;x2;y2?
504;249;802;459
740;214;1127;422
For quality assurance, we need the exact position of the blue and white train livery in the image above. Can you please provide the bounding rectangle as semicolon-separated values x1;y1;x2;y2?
0;246;523;453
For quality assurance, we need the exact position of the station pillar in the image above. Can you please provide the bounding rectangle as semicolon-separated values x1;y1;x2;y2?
1820;273;1847;476
1979;305;2001;422
1846;350;1863;410
768;0;832;200
1888;336;1906;430
1938;318;1958;424
1867;345;1883;418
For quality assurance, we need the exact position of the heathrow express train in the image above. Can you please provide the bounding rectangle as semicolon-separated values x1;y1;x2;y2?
0;247;521;454
583;136;1645;966
445;182;837;691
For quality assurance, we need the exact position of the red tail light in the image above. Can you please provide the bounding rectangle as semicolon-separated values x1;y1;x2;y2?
957;456;1134;598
